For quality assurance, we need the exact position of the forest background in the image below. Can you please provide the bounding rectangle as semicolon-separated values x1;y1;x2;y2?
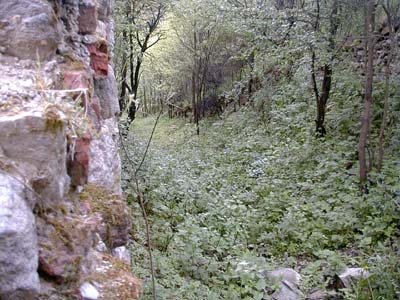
114;0;400;299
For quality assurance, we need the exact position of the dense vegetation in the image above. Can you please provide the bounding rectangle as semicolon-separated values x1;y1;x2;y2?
116;0;400;299
122;107;399;299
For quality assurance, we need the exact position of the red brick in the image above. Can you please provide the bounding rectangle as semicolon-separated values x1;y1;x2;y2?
69;135;91;187
87;43;109;76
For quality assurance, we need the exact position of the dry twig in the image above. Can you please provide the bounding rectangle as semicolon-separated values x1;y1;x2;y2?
118;110;163;300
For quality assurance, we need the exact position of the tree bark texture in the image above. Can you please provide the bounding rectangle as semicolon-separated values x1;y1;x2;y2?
128;31;137;122
359;0;375;187
377;2;395;172
119;29;128;112
312;0;338;137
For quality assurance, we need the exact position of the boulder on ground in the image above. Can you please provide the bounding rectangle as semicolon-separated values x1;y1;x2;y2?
306;288;328;300
264;268;303;300
267;268;301;285
339;267;370;289
80;282;100;300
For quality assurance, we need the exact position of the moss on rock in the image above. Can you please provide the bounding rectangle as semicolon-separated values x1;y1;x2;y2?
80;184;132;249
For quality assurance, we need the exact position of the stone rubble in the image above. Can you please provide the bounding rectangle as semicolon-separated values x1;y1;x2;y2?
112;246;132;265
339;267;370;289
80;282;100;300
264;268;303;300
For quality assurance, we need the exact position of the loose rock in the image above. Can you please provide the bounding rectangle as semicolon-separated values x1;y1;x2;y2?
112;246;131;265
339;267;370;289
265;268;303;300
80;282;100;300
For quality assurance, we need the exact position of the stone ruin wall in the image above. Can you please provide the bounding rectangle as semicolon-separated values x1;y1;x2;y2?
0;1;141;299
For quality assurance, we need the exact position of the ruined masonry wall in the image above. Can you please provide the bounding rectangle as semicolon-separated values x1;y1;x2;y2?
0;1;141;299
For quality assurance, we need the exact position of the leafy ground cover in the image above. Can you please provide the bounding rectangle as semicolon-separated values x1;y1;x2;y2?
121;95;400;299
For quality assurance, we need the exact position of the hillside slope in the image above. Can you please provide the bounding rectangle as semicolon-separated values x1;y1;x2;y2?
122;106;399;299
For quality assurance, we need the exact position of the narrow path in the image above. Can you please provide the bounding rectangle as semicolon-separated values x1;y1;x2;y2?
122;113;281;299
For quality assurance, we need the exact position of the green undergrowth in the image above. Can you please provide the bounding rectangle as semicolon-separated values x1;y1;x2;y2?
121;96;400;299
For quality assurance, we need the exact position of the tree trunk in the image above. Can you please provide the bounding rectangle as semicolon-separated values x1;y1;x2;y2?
359;0;375;188
119;29;128;112
248;51;255;98
192;27;200;135
312;0;338;137
377;4;394;172
128;31;136;122
143;81;147;116
315;65;332;137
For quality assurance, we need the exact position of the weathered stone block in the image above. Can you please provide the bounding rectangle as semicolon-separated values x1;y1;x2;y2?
96;20;107;39
93;66;120;119
88;118;121;193
97;0;112;21
106;20;116;53
0;0;61;60
0;173;40;300
37;213;99;282
91;95;102;122
62;69;102;125
78;0;98;34
0;112;70;206
63;69;92;91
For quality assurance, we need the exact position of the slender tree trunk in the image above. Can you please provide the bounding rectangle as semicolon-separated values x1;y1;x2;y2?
119;29;128;112
315;65;332;137
192;69;197;124
248;50;255;97
143;81;147;116
129;32;135;93
377;6;394;172
133;54;143;101
192;26;200;135
312;0;338;137
128;31;136;122
359;0;375;188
